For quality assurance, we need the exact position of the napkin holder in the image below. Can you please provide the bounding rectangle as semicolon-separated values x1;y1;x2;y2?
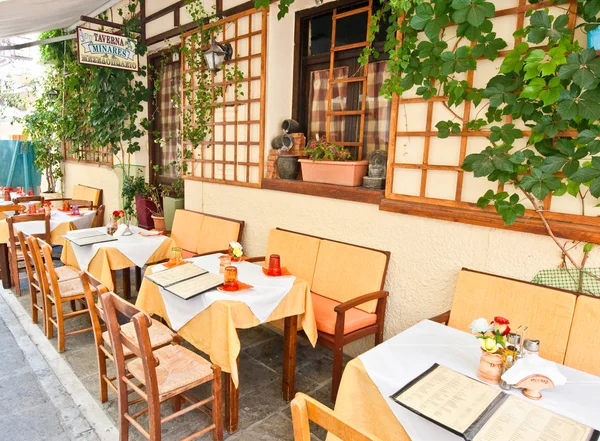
501;355;566;401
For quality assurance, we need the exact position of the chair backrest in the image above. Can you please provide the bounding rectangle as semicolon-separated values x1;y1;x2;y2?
7;213;51;244
447;269;577;363
311;239;389;313
564;294;600;375
93;205;105;228
13;196;44;204
100;292;160;402
79;271;109;350
17;231;37;289
291;393;382;441
72;184;102;206
195;213;244;255
171;209;204;253
0;204;26;214
265;228;322;287
28;237;62;302
67;199;94;209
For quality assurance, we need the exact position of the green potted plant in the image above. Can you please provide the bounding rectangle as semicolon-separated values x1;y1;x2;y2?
122;174;155;229
146;183;166;231
299;137;368;187
161;177;184;231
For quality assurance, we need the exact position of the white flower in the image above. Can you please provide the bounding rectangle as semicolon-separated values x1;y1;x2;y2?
229;241;242;249
469;318;493;335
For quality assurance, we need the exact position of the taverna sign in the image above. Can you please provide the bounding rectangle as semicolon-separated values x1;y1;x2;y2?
77;27;139;72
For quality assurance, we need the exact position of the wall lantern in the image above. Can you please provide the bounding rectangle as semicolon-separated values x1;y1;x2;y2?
204;39;233;73
315;0;324;5
46;88;59;100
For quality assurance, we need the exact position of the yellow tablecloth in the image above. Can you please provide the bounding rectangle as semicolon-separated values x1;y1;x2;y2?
135;266;318;387
327;358;410;441
61;237;176;291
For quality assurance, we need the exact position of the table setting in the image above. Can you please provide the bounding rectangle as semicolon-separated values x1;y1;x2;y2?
331;319;600;441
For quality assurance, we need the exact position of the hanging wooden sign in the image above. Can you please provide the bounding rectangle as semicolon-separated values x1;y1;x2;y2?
77;27;139;71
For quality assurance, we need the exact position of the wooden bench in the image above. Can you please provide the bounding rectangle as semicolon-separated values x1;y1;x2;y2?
170;209;244;258
431;268;600;375
256;228;390;401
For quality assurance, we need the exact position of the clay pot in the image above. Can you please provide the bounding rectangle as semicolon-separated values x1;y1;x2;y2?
281;119;300;133
271;134;294;151
477;351;504;385
277;155;300;180
298;159;369;187
151;215;166;231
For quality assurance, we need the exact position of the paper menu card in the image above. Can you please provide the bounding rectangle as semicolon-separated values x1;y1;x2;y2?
65;229;107;240
145;263;207;288
391;364;599;441
164;272;223;300
64;233;118;247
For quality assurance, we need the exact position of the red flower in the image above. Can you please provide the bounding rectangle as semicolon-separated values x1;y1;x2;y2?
494;316;509;325
112;210;120;217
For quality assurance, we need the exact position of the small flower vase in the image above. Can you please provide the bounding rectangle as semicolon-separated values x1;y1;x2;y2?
107;218;118;236
477;350;504;385
228;245;243;262
122;219;134;236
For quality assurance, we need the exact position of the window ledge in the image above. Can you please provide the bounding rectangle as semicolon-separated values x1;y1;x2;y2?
261;179;383;205
380;198;600;244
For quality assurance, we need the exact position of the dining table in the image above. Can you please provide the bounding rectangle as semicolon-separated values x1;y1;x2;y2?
61;226;175;296
0;207;97;288
329;319;600;441
135;253;318;433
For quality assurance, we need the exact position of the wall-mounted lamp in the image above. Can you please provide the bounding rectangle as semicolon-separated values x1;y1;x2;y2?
46;88;59;100
315;0;324;5
204;39;233;73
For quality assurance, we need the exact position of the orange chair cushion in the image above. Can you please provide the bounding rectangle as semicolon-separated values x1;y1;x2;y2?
195;215;241;255
311;240;387;313
312;292;377;336
564;295;600;376
447;269;576;364
265;229;321;287
171;210;204;253
181;249;197;259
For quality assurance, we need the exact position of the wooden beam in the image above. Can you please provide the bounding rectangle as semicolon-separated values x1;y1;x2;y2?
262;179;383;205
80;16;127;30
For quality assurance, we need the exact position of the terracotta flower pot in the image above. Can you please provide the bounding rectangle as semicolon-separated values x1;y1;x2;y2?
152;215;166;231
477;350;503;385
298;159;369;187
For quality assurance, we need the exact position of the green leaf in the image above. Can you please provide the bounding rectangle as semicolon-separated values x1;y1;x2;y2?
519;78;545;100
584;243;595;253
570;167;600;183
590;177;600;198
572;69;597;89
567;180;581;197
539;156;566;174
556;99;578;120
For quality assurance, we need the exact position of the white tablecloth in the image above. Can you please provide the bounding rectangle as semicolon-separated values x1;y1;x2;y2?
359;320;600;440
64;226;168;271
16;209;96;236
152;254;296;331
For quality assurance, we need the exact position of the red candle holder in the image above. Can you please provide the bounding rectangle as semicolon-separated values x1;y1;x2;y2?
268;254;282;276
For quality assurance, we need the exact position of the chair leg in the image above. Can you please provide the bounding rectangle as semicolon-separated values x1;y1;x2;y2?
45;296;54;339
375;326;384;346
331;344;344;403
148;394;161;441
56;300;66;353
98;349;109;403
9;254;21;296
212;365;223;441
70;300;77;312
171;396;182;413
30;286;38;324
118;380;130;441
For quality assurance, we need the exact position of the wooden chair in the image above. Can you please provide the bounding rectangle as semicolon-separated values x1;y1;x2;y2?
80;271;180;403
28;237;93;351
6;213;50;296
13;195;45;205
47;184;103;208
17;231;79;332
100;291;223;441
0;204;26;214
91;204;105;228
291;393;382;441
47;198;94;209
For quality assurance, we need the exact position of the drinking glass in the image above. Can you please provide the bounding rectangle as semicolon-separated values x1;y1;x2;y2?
170;247;183;265
223;266;239;291
219;255;232;274
268;254;282;276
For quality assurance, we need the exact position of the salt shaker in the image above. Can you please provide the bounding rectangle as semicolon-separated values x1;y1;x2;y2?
523;339;540;357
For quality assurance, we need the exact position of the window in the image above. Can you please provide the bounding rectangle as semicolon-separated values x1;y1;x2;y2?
293;0;391;161
63;141;113;166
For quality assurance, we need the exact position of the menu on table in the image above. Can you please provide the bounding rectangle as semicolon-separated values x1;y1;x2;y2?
64;232;118;247
391;364;599;441
145;264;223;300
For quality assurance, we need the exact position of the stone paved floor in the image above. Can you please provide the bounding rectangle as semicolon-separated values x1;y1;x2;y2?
3;251;351;441
0;293;101;441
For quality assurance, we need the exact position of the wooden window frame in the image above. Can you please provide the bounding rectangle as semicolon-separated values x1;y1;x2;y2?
63;141;113;167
